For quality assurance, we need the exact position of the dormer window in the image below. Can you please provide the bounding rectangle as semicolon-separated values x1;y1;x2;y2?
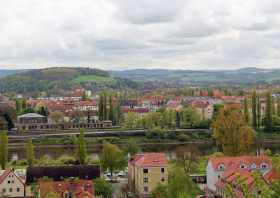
240;164;246;169
251;163;256;169
218;164;225;171
261;163;268;169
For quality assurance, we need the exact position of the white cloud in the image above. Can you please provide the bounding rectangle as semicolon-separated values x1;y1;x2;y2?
0;0;279;70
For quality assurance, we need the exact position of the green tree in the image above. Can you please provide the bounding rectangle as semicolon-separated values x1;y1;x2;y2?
94;178;113;198
76;128;87;165
108;95;114;124
180;108;200;128
45;192;60;198
0;131;8;169
151;183;168;198
26;139;35;166
244;97;250;124
50;111;64;124
252;90;257;129
125;138;140;156
212;109;255;156
98;94;104;121
100;142;126;179
257;95;261;129
123;112;139;129
265;91;273;132
103;93;108;120
277;97;280;117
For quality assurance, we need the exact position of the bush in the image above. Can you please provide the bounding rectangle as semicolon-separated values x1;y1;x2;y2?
176;134;191;142
146;127;167;139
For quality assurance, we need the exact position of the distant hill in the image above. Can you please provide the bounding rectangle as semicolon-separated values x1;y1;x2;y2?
0;69;25;78
0;67;139;95
110;67;280;85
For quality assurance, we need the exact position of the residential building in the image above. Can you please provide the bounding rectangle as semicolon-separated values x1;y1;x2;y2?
0;169;32;198
206;155;278;197
191;101;214;120
26;165;100;184
39;180;94;198
128;153;168;198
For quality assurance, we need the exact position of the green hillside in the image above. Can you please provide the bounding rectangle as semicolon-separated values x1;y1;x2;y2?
0;67;138;95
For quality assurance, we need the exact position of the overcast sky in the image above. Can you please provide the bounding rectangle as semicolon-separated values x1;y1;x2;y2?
1;0;280;70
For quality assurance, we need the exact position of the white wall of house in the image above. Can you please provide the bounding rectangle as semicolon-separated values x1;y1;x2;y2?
206;162;222;192
0;172;25;197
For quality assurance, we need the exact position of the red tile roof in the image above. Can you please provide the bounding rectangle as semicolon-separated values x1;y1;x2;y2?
122;107;149;113
129;153;168;167
0;169;25;185
191;101;210;108
209;155;272;171
39;180;94;198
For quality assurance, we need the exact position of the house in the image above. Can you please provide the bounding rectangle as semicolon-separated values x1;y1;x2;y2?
0;169;32;198
128;153;168;198
191;101;214;120
122;107;149;118
39;180;94;198
206;155;278;197
26;165;101;184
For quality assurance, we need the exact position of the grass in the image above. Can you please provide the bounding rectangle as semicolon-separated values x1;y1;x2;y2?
72;75;117;84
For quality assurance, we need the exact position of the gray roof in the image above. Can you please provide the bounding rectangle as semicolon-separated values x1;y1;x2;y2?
18;113;46;118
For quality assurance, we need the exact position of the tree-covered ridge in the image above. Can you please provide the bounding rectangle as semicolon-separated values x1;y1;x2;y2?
0;67;138;95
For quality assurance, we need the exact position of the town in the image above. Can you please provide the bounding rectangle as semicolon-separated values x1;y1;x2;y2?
0;82;280;198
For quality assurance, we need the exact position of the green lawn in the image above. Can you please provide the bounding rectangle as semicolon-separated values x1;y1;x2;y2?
72;75;117;84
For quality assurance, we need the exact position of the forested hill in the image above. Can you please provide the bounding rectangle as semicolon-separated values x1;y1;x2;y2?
0;69;25;78
111;67;280;85
0;67;139;95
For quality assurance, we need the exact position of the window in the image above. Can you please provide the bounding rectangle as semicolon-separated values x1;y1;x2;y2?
2;188;6;193
7;180;10;184
143;169;148;174
11;180;14;184
144;177;148;183
144;186;149;192
161;168;165;173
251;163;257;169
218;164;225;171
240;164;246;169
261;163;268;169
9;188;12;192
161;177;165;182
17;188;20;192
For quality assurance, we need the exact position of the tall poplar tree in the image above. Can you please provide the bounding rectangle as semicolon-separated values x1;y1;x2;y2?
98;94;104;121
0;131;8;169
265;91;273;132
257;95;261;129
26;139;35;166
277;97;280;117
272;97;276;115
252;90;257;129
103;93;108;120
243;97;250;123
76;128;87;165
108;95;114;124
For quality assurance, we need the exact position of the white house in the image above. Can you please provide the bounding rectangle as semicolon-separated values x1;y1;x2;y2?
206;155;274;193
0;169;28;198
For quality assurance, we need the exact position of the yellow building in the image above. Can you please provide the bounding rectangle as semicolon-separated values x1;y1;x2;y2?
128;153;168;198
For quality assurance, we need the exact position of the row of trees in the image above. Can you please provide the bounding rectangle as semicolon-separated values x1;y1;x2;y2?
122;107;211;130
244;90;280;132
98;92;122;125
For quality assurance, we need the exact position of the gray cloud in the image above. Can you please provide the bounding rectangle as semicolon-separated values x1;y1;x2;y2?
0;0;280;70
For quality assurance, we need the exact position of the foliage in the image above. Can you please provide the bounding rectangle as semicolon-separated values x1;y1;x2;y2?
50;111;64;124
146;127;167;140
94;178;113;198
176;146;199;174
26;139;35;166
45;192;60;198
125;138;140;156
0;131;8;169
212;109;255;156
180;108;201;128
252;90;257;129
265;91;273;132
100;142;126;178
75;128;87;165
244;97;250;124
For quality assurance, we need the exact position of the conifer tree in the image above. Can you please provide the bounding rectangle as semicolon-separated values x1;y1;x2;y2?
257;95;261;129
265;91;273;132
26;139;35;166
252;90;257;129
76;128;87;165
244;97;250;123
0;131;8;169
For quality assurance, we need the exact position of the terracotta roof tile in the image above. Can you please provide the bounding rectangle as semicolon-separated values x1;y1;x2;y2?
130;153;168;167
